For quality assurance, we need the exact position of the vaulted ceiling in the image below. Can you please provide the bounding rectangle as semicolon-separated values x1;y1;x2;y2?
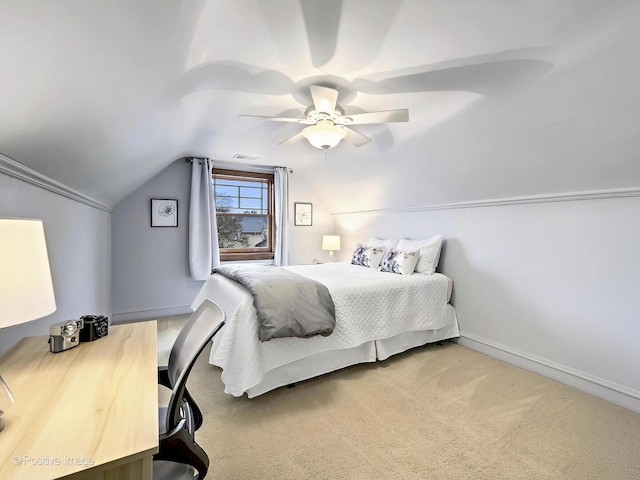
1;0;639;208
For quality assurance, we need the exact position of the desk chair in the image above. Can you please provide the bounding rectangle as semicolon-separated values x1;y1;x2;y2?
154;299;225;480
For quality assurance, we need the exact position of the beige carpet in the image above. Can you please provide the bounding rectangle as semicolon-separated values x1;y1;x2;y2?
157;317;640;479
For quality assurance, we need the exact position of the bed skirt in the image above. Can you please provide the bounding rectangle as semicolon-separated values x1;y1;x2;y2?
210;305;459;398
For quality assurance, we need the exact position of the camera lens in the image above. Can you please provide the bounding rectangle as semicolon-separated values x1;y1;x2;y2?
63;320;78;336
97;323;108;336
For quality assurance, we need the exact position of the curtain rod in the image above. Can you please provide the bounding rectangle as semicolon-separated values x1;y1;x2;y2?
184;157;292;173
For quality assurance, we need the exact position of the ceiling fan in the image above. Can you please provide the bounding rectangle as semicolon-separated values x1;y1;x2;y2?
240;85;409;150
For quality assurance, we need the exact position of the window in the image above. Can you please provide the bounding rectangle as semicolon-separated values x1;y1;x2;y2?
213;169;274;261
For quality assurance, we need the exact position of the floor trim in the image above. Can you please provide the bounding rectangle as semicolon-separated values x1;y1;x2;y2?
111;305;193;324
456;332;640;414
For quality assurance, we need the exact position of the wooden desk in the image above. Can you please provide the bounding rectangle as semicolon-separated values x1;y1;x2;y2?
0;321;158;480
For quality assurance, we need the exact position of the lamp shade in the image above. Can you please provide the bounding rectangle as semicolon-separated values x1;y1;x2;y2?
321;235;341;251
302;120;347;150
0;218;56;328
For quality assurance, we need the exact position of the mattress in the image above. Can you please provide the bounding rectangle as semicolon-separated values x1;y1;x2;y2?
191;262;458;397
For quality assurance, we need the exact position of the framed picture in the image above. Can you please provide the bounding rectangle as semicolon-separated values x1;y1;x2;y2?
294;202;313;226
151;199;178;227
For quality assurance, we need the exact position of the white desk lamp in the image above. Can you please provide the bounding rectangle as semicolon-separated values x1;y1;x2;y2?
0;218;57;432
321;235;341;263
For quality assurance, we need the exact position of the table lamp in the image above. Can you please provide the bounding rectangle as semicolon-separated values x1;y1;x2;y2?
0;218;57;432
321;235;341;263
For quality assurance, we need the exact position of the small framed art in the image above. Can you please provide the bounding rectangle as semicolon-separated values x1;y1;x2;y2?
294;202;313;226
151;199;178;227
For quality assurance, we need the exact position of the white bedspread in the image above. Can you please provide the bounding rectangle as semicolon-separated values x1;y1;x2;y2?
191;262;455;397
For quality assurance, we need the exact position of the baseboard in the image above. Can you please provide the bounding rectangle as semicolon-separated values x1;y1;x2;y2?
111;305;193;324
455;333;640;414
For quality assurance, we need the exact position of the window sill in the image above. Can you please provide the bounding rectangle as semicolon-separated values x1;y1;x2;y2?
220;253;274;262
220;259;275;266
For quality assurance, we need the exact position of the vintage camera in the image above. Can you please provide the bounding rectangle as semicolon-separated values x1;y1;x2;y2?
49;319;84;353
79;315;109;342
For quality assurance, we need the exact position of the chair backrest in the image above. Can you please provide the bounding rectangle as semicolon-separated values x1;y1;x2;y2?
165;299;225;430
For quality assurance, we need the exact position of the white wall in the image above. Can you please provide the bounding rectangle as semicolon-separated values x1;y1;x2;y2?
111;159;202;322
287;170;335;265
335;194;640;412
0;173;111;355
111;159;335;321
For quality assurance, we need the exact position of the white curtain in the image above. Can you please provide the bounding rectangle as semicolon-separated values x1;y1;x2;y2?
189;158;220;280
274;167;289;266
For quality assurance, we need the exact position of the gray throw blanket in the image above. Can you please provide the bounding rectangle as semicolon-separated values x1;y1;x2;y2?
213;264;336;342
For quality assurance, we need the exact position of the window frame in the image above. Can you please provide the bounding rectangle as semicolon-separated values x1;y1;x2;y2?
213;168;275;262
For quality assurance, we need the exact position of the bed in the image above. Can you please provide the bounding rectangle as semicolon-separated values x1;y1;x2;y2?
191;262;459;397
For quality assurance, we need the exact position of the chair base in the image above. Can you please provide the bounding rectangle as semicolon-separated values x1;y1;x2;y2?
155;417;209;478
153;460;199;480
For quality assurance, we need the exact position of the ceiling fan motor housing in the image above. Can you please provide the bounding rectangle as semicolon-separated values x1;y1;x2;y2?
304;104;349;123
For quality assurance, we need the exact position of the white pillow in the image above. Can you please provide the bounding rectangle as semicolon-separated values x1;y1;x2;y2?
379;248;420;275
367;237;401;251
351;243;385;268
397;235;443;275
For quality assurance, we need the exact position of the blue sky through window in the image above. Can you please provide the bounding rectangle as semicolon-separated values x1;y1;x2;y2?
214;177;268;214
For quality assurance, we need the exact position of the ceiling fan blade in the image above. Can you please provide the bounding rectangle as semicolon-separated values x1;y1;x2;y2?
301;0;342;67
279;131;305;145
340;109;409;125
240;115;310;124
343;127;371;147
310;85;339;114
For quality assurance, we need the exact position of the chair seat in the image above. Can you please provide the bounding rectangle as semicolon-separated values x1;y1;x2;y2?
153;460;199;480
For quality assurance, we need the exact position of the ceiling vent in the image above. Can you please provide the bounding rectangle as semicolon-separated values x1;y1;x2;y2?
233;154;261;161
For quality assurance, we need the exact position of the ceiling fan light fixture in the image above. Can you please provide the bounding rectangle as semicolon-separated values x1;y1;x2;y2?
302;119;346;150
